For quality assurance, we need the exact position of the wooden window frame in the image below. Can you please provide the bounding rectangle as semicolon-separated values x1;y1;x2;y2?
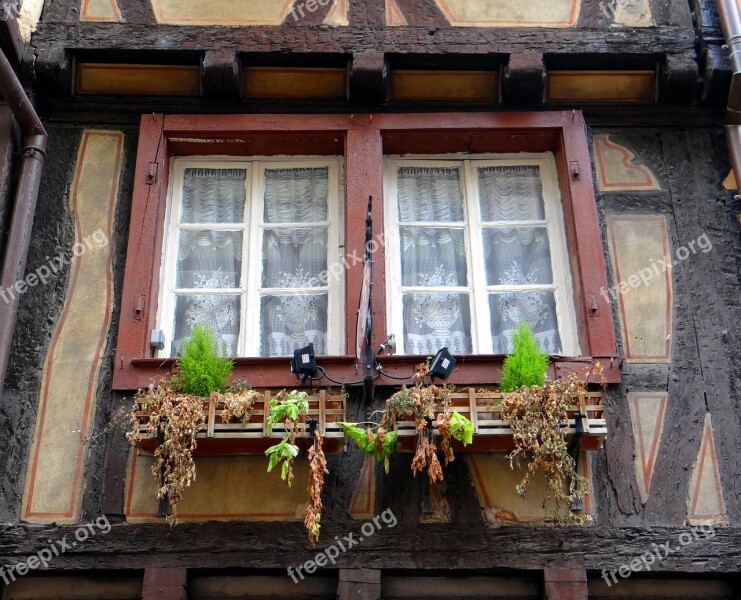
113;112;619;390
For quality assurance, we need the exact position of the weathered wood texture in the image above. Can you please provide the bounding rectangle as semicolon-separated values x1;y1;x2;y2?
32;23;695;55
0;522;739;572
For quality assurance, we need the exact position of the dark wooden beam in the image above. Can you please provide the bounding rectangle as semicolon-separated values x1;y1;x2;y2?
0;523;739;573
543;568;588;600
202;50;240;101
35;43;71;96
350;51;386;103
503;52;544;105
33;23;696;56
659;51;699;104
142;568;188;600
337;569;381;600
702;45;732;106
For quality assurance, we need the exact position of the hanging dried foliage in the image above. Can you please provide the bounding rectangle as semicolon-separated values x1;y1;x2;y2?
305;429;328;544
499;363;604;522
126;383;206;525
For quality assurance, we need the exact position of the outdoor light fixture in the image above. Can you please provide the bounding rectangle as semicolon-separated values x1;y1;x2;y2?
291;343;317;382
429;347;456;380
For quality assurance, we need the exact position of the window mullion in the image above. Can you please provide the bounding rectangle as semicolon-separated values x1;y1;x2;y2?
243;161;262;356
384;162;405;354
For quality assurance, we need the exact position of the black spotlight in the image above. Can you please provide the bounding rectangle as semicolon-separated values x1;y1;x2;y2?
429;347;456;380
291;343;317;382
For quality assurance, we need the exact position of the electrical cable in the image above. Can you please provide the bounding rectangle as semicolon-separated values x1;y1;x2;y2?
315;365;379;386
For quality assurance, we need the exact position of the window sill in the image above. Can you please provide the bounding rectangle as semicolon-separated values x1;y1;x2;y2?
114;353;619;391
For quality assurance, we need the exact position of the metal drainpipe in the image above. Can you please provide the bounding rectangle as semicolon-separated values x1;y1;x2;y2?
0;47;47;394
717;0;741;186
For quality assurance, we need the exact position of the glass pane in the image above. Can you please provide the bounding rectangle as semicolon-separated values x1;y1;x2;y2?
262;228;328;288
489;291;561;354
402;292;472;355
478;165;545;222
176;230;242;288
399;227;467;287
260;294;328;357
482;227;553;286
263;168;329;223
181;168;247;224
172;294;241;357
397;167;465;223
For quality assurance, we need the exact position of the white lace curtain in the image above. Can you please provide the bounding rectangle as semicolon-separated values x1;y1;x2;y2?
395;165;561;356
260;168;329;357
171;167;330;357
397;167;472;355
478;166;560;354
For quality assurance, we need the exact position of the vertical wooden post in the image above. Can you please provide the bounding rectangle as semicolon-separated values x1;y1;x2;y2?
543;568;588;600
142;568;188;600
337;569;382;600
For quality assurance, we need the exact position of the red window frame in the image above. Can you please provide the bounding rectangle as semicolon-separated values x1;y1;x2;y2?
112;112;619;390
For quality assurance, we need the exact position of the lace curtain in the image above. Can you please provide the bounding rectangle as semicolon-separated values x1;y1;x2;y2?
260;168;329;357
478;166;561;354
172;168;246;356
171;167;331;358
395;165;561;356
397;167;472;354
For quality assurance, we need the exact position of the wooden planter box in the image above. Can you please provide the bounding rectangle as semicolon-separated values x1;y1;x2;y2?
394;389;606;453
134;389;347;456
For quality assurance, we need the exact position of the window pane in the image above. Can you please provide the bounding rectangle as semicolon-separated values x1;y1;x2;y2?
402;292;472;355
262;227;328;288
397;167;465;223
489;291;561;354
482;227;553;286
172;294;241;357
263;168;329;223
176;230;242;288
399;227;468;287
478;165;545;221
181;168;247;224
260;294;328;357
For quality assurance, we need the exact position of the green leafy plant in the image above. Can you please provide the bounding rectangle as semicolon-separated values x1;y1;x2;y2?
499;321;550;392
341;363;473;482
171;324;234;397
340;423;398;473
264;389;330;545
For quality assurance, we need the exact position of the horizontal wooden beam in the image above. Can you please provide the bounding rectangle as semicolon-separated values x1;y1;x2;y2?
34;23;695;56
0;523;739;572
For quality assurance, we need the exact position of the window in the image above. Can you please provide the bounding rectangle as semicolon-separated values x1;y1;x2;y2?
113;112;619;390
157;157;344;358
385;154;579;356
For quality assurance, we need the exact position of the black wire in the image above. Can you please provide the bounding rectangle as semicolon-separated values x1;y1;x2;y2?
376;366;414;381
315;365;378;386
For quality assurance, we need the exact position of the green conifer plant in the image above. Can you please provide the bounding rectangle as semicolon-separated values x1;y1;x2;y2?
171;324;234;397
499;321;550;392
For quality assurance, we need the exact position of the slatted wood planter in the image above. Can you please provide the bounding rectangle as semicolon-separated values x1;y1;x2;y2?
134;389;347;455
394;389;606;452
